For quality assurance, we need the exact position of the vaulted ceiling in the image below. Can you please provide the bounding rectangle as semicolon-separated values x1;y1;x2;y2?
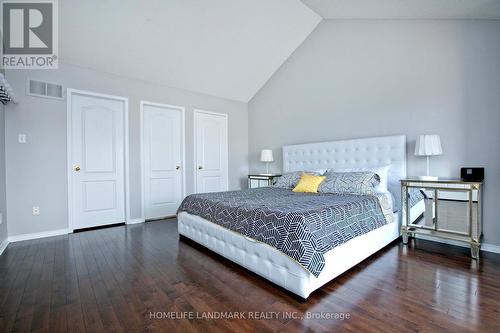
59;1;500;103
302;0;500;19
60;0;321;102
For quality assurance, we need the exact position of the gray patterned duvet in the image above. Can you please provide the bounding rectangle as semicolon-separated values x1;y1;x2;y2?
408;188;427;208
178;187;393;277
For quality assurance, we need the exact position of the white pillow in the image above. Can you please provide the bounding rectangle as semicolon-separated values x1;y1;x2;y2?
329;165;391;193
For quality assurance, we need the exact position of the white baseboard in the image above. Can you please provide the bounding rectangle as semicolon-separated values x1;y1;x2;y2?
6;219;147;244
127;218;145;225
482;243;500;254
415;234;500;254
0;238;8;255
8;228;69;243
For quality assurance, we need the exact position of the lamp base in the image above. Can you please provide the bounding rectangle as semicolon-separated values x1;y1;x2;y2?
419;175;439;181
265;162;270;175
424;156;438;180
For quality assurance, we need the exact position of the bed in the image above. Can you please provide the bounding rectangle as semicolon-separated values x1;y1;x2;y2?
178;135;407;300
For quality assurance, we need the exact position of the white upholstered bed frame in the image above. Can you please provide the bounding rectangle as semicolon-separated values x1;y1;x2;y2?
178;135;407;299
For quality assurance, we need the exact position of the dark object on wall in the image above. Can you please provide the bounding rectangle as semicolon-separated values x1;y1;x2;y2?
0;72;17;104
0;86;12;105
461;167;484;182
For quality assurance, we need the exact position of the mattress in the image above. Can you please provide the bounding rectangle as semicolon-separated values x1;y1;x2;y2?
178;187;392;277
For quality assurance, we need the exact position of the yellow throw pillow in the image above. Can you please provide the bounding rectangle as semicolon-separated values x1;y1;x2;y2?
292;173;326;193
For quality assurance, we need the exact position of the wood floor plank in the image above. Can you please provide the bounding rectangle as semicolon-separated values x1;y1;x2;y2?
0;218;499;332
1;241;43;332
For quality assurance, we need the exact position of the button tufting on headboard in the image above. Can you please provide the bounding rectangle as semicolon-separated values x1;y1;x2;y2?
283;135;407;208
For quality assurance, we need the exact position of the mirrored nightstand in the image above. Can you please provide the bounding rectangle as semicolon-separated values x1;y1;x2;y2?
248;174;281;189
401;177;483;259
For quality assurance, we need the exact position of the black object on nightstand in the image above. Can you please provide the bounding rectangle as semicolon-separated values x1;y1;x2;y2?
248;174;282;188
460;167;484;182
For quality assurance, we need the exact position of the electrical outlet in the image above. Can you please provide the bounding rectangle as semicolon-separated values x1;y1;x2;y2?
32;207;40;216
18;134;27;144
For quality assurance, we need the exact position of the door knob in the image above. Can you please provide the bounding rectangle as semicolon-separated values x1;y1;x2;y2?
74;165;81;172
198;166;203;170
176;165;181;170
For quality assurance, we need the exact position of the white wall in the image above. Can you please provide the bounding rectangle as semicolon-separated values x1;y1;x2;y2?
249;20;500;246
0;104;7;246
5;63;248;237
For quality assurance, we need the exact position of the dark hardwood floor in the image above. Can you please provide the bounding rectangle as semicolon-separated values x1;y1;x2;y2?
1;218;499;332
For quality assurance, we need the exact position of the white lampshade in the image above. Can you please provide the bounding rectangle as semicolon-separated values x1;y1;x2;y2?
260;149;274;162
414;135;443;156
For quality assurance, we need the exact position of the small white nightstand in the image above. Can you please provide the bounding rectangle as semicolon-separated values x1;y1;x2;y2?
401;177;483;259
248;174;281;189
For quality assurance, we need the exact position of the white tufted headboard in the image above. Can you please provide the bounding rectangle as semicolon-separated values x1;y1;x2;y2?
283;135;407;208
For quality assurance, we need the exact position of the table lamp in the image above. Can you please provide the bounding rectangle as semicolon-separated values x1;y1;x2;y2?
260;149;274;175
415;134;442;178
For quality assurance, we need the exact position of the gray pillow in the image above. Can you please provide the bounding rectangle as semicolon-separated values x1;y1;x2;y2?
319;171;380;195
273;171;321;189
272;172;302;189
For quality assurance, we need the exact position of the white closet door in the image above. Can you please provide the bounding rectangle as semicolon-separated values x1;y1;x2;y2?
70;92;126;230
143;103;183;219
194;110;228;193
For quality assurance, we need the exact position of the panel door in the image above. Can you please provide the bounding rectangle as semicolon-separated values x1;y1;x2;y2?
194;111;228;193
71;93;126;230
143;104;183;219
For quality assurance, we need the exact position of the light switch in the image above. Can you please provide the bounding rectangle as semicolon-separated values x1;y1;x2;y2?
18;134;27;144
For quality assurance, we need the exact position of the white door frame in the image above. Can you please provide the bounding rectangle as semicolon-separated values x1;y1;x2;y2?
140;101;186;220
193;109;229;193
66;88;130;232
